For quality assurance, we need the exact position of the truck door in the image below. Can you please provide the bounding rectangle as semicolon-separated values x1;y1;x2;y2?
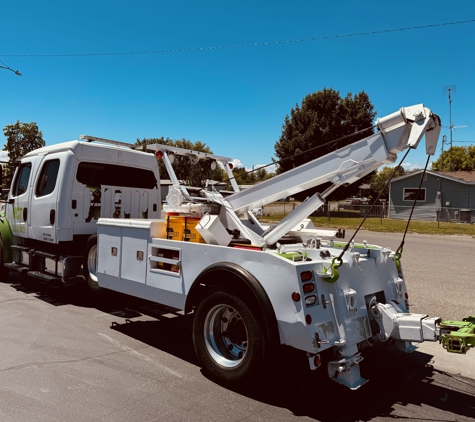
29;158;61;244
8;160;35;238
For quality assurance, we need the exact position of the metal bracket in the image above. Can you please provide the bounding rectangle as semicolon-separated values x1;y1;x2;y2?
327;354;367;390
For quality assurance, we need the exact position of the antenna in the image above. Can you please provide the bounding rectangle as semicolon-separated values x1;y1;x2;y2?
443;84;456;171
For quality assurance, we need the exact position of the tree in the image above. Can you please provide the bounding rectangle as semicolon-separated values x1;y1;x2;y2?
228;166;274;188
370;166;406;199
431;146;475;171
2;121;45;187
135;137;225;187
273;88;376;199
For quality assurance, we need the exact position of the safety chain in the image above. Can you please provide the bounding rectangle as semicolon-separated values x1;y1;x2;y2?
336;148;412;262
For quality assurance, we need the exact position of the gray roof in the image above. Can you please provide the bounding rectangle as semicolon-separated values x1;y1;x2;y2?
391;170;475;184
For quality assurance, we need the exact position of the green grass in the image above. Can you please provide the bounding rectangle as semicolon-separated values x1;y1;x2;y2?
261;215;475;236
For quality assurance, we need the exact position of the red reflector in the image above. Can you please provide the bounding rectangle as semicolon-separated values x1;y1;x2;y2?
314;355;321;367
303;283;315;294
291;292;300;302
300;271;313;282
228;163;233;169
305;314;312;325
155;150;164;159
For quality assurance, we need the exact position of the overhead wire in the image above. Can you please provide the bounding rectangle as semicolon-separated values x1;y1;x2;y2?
1;19;474;57
225;125;376;183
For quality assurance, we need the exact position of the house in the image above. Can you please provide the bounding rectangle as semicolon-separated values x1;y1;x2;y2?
388;170;475;222
359;183;371;199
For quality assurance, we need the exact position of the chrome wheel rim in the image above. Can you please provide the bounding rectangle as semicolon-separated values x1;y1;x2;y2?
87;245;98;284
203;304;248;368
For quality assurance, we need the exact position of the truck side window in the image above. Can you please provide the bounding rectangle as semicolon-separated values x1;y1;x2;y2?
36;159;60;197
12;163;32;197
76;162;157;189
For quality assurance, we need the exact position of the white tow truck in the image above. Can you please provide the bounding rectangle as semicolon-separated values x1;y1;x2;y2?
0;104;473;390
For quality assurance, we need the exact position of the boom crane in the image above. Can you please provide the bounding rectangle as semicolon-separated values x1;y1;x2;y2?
150;104;441;247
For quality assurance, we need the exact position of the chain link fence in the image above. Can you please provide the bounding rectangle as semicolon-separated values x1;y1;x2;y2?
260;201;473;224
389;205;473;223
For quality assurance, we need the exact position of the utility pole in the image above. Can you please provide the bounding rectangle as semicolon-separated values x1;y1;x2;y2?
440;135;447;172
443;84;456;172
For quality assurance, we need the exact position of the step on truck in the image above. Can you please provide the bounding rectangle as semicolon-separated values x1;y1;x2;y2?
0;105;473;390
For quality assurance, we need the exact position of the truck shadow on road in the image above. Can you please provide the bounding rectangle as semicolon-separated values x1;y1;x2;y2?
108;315;475;421
3;273;475;421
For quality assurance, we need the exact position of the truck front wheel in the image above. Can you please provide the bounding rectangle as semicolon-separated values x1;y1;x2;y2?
193;290;266;385
84;235;101;292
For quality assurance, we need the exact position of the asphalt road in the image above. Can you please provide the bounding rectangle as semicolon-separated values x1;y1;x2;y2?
0;231;474;421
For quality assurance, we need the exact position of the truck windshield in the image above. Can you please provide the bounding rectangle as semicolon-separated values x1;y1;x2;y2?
76;162;157;189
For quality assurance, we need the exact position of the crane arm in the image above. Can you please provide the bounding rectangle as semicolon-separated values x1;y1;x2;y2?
225;104;441;213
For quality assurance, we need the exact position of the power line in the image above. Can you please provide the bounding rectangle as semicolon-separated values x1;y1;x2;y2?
1;19;474;58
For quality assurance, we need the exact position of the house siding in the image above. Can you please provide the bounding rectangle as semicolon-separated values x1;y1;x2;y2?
389;172;475;222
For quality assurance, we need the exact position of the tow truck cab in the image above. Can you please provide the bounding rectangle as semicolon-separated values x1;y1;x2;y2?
2;140;161;282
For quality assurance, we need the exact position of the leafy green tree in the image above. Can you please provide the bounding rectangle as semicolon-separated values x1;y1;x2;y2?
2;121;45;187
370;166;406;199
431;146;475;171
230;167;255;186
274;88;376;199
255;167;275;182
135;137;225;187
229;166;274;188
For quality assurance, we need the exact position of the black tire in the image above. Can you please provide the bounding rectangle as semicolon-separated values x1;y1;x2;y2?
84;234;101;292
193;290;267;386
0;237;10;280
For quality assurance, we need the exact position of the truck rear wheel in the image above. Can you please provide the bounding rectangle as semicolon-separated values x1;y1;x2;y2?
0;238;10;280
84;235;101;292
193;290;266;385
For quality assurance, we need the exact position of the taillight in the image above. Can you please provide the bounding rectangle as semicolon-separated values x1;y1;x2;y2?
155;150;164;159
300;271;313;282
303;283;315;294
305;314;312;324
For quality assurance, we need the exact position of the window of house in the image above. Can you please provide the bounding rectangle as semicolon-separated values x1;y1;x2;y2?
36;159;60;197
76;162;157;189
12;163;32;196
403;188;426;202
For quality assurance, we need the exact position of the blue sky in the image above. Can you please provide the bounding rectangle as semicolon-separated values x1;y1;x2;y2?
1;1;474;173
